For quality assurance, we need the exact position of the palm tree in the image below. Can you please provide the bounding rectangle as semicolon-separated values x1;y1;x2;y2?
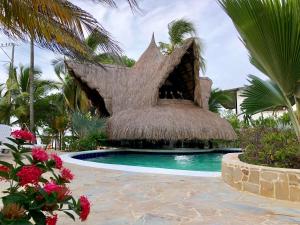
159;19;196;54
52;30;136;114
209;88;233;113
241;75;292;116
0;0;139;132
52;61;91;114
219;0;300;140
159;18;205;73
0;66;59;127
84;29;136;66
0;0;138;59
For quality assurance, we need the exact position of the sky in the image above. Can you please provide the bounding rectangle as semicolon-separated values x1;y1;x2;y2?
0;0;266;89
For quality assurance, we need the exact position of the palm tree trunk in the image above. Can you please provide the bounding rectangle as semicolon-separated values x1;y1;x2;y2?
29;38;35;132
286;96;300;142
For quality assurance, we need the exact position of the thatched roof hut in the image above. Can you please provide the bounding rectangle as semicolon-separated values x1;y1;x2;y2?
66;35;236;141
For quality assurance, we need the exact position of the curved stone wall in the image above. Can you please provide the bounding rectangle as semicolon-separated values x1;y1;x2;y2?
222;153;300;202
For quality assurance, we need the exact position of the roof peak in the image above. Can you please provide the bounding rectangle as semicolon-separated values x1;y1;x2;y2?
149;32;157;47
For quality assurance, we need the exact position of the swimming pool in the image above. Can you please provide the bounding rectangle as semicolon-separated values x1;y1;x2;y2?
77;151;223;171
61;149;241;177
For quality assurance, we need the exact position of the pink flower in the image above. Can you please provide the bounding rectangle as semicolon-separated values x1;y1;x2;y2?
16;165;42;186
44;182;59;194
61;168;74;182
46;214;58;225
11;129;35;143
43;182;71;201
79;196;90;221
32;147;48;162
50;154;63;169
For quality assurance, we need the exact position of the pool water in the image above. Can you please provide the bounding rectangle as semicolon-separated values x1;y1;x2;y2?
83;152;224;172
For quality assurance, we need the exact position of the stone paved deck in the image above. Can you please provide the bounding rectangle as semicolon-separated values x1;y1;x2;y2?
1;153;300;225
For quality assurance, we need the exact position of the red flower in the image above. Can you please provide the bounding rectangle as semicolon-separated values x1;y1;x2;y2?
46;214;57;225
50;154;63;169
16;165;42;186
0;165;10;181
61;168;74;182
32;147;48;162
11;130;35;143
79;196;90;221
44;182;71;201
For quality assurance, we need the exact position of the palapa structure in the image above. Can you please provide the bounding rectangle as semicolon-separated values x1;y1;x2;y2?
66;35;237;141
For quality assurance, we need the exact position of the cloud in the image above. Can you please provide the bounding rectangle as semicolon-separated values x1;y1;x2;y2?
0;0;266;89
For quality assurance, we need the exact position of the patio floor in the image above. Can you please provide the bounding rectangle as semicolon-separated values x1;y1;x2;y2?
1;153;300;225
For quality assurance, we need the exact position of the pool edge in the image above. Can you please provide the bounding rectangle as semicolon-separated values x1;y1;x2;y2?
60;150;222;177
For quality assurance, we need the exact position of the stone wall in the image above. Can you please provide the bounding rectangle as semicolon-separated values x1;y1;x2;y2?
222;153;300;202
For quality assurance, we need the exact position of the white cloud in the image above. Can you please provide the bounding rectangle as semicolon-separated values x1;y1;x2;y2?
0;0;266;89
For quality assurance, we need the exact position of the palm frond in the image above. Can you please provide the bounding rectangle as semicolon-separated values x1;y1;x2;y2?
209;88;233;113
219;0;300;97
0;0;139;61
168;18;196;46
241;75;289;115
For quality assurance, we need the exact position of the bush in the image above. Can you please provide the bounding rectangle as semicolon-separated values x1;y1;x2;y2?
69;132;107;151
239;128;300;169
0;130;91;224
71;112;106;138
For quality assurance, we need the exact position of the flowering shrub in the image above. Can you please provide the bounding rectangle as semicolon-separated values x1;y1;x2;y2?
0;130;91;224
11;129;36;143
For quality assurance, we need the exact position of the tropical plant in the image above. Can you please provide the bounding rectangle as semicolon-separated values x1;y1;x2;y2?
209;88;233;113
241;75;291;116
219;0;300;140
0;66;59;127
159;18;205;72
71;112;106;138
159;19;196;54
39;93;70;150
0;0;139;59
1;0;139;132
0;130;91;224
52;31;136;113
69;132;107;151
52;60;91;114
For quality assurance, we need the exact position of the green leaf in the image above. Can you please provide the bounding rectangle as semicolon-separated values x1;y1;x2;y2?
3;143;18;152
0;160;13;169
24;155;33;164
6;137;21;145
0;171;9;179
2;193;28;205
63;211;76;221
29;210;46;225
9;219;32;225
241;75;289;115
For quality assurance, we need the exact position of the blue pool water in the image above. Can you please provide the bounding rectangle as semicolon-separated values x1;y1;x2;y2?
75;151;227;172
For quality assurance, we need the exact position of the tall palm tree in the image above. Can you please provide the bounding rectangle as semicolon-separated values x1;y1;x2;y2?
219;0;300;140
0;0;139;132
159;18;205;73
0;66;59;126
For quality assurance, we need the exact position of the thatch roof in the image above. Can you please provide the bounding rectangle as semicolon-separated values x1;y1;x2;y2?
67;35;237;141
